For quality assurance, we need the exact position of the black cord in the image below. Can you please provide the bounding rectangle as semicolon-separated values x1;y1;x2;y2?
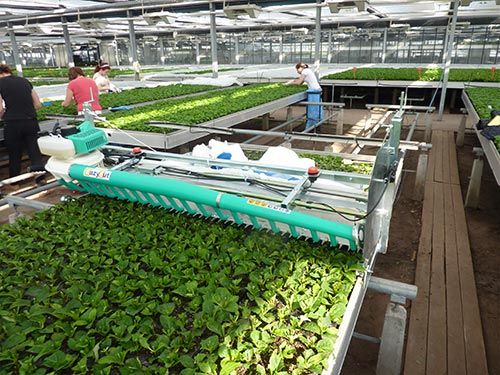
311;180;389;222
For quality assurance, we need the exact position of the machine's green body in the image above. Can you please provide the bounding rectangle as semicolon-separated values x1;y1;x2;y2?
67;120;108;154
64;164;358;249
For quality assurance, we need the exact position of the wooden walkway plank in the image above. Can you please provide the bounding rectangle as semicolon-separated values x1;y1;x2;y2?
441;131;451;184
443;184;467;375
404;181;435;375
433;131;444;183
448;132;460;185
426;182;447;375
451;185;489;375
426;132;437;182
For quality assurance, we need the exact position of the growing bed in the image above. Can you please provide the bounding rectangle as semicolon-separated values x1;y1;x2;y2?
0;194;362;374
37;84;217;121
462;87;500;185
102;83;306;133
322;68;500;82
16;67;177;79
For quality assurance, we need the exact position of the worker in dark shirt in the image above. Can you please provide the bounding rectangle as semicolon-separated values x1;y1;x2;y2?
0;64;44;177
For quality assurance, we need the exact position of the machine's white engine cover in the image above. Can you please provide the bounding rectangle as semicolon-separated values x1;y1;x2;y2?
38;135;76;159
45;151;105;182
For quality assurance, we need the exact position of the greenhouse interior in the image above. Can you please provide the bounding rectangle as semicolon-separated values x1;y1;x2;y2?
0;0;499;374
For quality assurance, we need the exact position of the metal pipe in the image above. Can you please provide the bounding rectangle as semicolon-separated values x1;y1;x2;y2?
302;111;338;134
367;276;417;301
314;0;321;73
7;22;22;77
405;113;420;142
0;181;59;208
296;101;345;107
147;121;425;150
366;104;435;112
243;114;306;144
209;1;218;78
438;0;459;119
127;10;140;81
61;17;74;68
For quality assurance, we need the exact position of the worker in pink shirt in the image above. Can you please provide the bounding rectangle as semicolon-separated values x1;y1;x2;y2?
62;67;102;115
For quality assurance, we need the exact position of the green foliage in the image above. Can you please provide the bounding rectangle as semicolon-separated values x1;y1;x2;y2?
300;154;373;174
103;83;306;133
36;84;216;120
15;67;176;78
0;196;362;374
465;87;500;119
246;151;372;174
322;68;500;82
31;80;65;87
495;136;500;152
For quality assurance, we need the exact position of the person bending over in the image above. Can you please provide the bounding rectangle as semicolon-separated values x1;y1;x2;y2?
286;62;321;90
62;67;102;115
0;64;44;177
93;62;121;93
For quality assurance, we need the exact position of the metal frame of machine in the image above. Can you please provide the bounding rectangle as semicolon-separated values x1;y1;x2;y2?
5;93;425;374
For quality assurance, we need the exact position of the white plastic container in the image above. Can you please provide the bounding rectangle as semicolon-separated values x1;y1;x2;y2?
38;135;76;159
45;151;104;182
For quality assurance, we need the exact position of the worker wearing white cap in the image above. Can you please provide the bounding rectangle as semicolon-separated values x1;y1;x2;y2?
93;62;121;93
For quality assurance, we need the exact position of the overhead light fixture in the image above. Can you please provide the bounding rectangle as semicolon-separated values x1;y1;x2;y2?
338;26;357;33
461;0;500;6
143;12;175;25
367;31;382;38
327;0;366;13
390;23;410;30
223;4;262;19
78;19;108;30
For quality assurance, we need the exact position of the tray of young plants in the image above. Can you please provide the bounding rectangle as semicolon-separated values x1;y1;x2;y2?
16;67;177;79
0;196;363;374
36;84;217;121
246;151;373;175
464;87;500;119
103;83;306;133
322;68;500;82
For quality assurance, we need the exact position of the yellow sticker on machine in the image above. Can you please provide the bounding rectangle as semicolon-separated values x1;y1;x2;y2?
83;167;112;180
247;199;291;214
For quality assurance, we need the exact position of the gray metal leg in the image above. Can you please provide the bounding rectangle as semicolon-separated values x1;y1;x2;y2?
456;110;467;147
376;302;407;375
414;151;428;201
424;114;432;143
465;148;484;208
336;108;344;135
262;113;270;131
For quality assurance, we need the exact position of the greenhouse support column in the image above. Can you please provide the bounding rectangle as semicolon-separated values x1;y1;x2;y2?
7;23;23;77
195;42;201;65
438;0;459;120
127;10;140;81
209;1;218;78
234;37;239;64
61;18;74;68
381;28;387;63
327;30;332;63
313;0;322;74
114;38;120;66
279;36;284;64
159;38;165;65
